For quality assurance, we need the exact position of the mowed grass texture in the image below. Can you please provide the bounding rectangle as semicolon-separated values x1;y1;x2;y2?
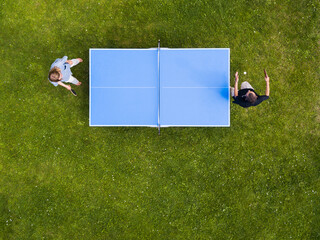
1;0;320;239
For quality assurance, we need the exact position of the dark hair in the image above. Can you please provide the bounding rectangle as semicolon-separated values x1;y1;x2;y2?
246;92;258;103
48;67;60;82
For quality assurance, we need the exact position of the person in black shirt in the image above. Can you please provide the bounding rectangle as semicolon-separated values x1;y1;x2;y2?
231;71;270;108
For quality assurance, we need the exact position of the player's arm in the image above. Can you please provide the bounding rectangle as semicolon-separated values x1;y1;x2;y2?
66;60;73;65
58;81;71;91
66;58;83;65
234;72;239;97
265;74;270;96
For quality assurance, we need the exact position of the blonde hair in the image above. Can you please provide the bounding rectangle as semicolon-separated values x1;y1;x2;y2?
48;67;61;82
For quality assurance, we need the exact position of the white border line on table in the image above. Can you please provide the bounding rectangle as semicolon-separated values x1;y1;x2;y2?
160;125;230;127
90;125;158;127
91;87;226;89
89;48;158;51
90;124;228;127
160;48;230;50
162;87;229;88
89;49;92;126
89;48;229;51
91;87;156;89
228;48;230;127
157;40;161;134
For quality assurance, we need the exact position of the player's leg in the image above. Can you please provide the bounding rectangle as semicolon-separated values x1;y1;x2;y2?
70;58;83;68
66;76;81;86
241;81;254;90
230;87;235;97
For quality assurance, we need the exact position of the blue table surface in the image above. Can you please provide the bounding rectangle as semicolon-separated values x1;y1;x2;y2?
90;48;230;127
160;49;229;126
90;49;159;126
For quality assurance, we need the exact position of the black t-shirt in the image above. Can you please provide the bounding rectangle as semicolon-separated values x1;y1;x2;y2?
232;88;269;108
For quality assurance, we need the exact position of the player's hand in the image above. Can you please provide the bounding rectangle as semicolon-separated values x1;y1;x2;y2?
265;73;269;83
265;76;270;83
235;72;239;82
66;85;72;91
264;69;269;82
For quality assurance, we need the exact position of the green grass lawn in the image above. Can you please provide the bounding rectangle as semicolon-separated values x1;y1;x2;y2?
1;0;320;239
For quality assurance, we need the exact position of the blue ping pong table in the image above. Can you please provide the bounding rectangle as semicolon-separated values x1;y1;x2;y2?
90;47;230;129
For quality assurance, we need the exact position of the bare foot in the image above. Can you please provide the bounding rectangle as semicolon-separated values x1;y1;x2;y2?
76;82;82;86
77;58;83;63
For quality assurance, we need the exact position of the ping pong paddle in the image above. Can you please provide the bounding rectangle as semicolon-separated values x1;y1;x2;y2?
70;89;77;96
264;69;268;77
